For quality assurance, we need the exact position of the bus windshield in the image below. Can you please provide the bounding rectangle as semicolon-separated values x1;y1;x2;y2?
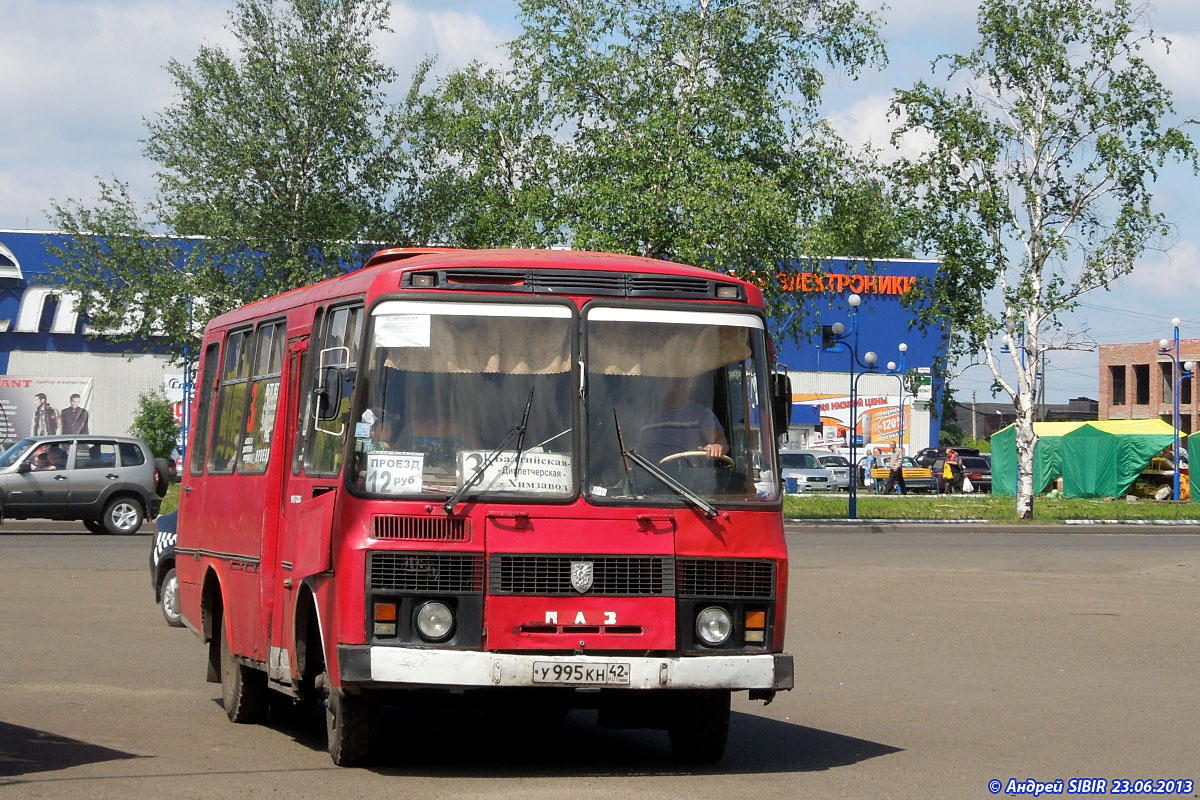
352;301;575;499
585;307;778;505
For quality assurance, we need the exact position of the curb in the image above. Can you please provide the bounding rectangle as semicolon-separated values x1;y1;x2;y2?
785;518;1200;526
786;518;988;525
1062;519;1200;525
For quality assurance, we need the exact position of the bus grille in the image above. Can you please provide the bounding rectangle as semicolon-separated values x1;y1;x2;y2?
677;558;775;599
490;555;675;596
372;515;469;541
368;552;483;593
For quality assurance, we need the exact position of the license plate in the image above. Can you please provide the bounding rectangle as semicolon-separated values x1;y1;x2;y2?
532;661;630;685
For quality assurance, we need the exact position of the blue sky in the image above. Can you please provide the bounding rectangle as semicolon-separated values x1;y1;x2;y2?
2;0;1197;402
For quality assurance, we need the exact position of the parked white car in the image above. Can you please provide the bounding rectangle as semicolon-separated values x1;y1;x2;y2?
778;449;835;493
808;450;851;490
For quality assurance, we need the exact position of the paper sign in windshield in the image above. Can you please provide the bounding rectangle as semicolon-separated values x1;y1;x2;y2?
366;451;424;494
374;314;430;348
458;451;572;494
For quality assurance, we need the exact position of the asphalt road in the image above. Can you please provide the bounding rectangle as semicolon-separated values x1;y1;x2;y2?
2;524;1198;799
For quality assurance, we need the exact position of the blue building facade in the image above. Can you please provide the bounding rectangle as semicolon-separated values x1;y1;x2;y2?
770;258;947;451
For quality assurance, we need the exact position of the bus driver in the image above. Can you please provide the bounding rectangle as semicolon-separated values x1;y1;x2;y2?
637;375;729;466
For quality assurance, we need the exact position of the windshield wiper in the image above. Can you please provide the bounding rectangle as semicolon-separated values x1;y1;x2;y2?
443;388;535;516
510;388;535;481
613;414;718;520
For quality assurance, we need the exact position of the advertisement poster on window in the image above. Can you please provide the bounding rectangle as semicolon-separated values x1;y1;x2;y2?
0;377;95;447
799;393;910;450
164;374;186;453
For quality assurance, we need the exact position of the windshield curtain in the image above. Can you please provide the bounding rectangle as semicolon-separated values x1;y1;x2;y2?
585;307;778;505
351;301;575;499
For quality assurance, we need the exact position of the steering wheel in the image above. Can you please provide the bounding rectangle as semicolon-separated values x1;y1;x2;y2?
658;450;735;468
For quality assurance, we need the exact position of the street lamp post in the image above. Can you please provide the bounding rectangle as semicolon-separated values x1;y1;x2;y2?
886;342;909;457
1158;319;1194;501
823;293;910;518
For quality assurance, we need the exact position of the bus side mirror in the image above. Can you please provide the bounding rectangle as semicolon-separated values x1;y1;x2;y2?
313;366;343;421
772;373;792;432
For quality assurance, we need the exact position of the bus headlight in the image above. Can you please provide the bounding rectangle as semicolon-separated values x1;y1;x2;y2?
414;601;455;641
695;606;732;646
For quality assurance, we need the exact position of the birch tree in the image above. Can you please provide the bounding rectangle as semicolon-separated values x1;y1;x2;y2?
891;0;1196;518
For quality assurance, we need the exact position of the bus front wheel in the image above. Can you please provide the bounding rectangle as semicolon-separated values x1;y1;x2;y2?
324;672;377;766
667;689;731;764
219;615;268;723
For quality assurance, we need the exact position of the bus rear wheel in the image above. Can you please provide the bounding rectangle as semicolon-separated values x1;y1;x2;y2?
324;672;377;766
219;615;268;723
667;689;731;764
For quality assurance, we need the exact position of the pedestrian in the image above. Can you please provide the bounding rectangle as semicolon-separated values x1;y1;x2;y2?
945;447;962;493
32;392;59;436
60;393;89;434
883;447;907;495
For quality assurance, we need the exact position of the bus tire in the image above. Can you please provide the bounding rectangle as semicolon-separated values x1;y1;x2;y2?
152;458;170;498
667;689;731;764
325;674;377;766
219;615;268;723
102;497;144;535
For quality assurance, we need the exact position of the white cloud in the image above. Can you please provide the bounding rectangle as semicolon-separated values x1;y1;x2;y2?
1142;30;1200;106
824;93;935;162
0;1;512;230
379;4;512;85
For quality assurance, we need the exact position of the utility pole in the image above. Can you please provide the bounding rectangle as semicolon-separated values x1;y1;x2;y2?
971;391;977;440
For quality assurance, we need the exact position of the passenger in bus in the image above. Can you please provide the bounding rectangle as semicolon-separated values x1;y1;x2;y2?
638;375;729;466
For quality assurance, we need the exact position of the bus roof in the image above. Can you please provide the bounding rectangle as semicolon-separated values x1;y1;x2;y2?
202;248;763;331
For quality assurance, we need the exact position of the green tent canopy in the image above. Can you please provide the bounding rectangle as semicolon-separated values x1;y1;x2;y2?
990;421;1087;496
1060;419;1179;499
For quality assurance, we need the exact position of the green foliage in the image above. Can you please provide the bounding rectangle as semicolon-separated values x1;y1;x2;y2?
890;0;1197;516
48;0;903;357
49;0;400;358
784;493;1198;521
960;436;992;454
398;0;891;325
129;388;181;459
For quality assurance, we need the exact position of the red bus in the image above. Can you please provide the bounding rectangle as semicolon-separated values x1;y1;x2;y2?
176;248;793;765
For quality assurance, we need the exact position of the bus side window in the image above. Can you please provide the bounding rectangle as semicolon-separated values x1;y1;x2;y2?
189;342;221;477
303;304;363;476
208;328;254;474
239;321;286;474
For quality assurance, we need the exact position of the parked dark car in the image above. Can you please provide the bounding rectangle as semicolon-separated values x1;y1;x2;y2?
958;455;992;493
0;435;166;534
932;454;992;493
914;446;981;468
149;511;183;626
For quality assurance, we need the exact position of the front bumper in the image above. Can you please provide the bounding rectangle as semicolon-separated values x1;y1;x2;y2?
338;646;794;692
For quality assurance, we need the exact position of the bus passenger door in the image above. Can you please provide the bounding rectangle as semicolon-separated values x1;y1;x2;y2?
269;336;308;687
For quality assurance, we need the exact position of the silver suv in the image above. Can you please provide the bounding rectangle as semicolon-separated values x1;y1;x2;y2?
0;436;166;534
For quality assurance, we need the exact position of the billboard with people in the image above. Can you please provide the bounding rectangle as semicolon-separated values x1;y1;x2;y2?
0;376;94;448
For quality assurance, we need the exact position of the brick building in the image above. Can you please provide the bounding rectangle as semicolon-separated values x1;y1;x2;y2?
1099;340;1200;432
953;397;1099;441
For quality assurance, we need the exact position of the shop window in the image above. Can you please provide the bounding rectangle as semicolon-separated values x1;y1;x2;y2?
1133;364;1150;405
1110;365;1125;405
